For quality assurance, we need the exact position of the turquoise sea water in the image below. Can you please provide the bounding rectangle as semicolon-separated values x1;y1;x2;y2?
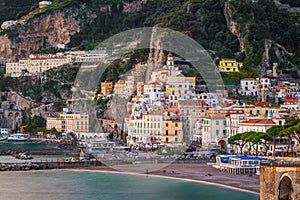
0;142;59;151
0;171;259;200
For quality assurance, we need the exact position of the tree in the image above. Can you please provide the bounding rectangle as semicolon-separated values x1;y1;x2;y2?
24;115;46;134
266;125;284;156
279;117;300;156
245;131;270;155
228;133;245;154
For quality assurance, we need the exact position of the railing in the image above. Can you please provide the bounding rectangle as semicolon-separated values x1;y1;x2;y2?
260;161;300;167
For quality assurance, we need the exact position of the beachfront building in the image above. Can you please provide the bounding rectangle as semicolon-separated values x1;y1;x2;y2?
201;110;226;151
46;113;89;133
214;155;267;175
6;55;72;77
239;78;257;96
0;128;9;135
161;119;183;145
127;110;165;145
218;59;243;72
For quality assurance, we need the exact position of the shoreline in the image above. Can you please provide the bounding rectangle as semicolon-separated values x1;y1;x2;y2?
65;163;260;195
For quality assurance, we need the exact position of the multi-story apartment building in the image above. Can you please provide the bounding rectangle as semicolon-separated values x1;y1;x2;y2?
239;78;257;96
201;111;226;149
46;113;89;133
166;75;195;107
256;77;273;102
161;119;183;145
113;80;126;95
127;110;164;145
6;55;72;77
178;99;207;118
142;82;165;104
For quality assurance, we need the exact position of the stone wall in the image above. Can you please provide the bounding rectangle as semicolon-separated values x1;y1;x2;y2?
260;166;300;200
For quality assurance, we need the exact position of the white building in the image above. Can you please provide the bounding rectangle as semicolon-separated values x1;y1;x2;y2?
238;119;277;133
1;20;17;30
127;110;165;145
6;55;72;77
39;1;52;8
0;128;9;135
280;97;300;111
196;92;227;108
142;82;165;104
239;78;257;96
201;113;226;149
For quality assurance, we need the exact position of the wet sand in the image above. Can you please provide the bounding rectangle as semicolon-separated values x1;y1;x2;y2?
71;163;260;194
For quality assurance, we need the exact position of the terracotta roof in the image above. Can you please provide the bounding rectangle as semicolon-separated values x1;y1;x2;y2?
146;82;160;85
226;97;237;101
206;113;226;119
178;99;206;106
254;102;272;107
285;97;297;103
257;119;276;125
241;78;256;81
146;110;168;116
222;103;234;108
240;119;276;125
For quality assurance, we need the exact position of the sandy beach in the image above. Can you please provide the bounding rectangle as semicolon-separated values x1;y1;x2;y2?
70;163;260;194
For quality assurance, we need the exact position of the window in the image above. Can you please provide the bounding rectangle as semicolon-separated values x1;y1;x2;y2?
166;123;168;127
166;130;168;135
216;120;219;125
175;130;178;136
175;123;178;127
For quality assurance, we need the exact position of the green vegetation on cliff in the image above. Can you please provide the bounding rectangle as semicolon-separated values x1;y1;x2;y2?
228;0;299;68
0;0;40;24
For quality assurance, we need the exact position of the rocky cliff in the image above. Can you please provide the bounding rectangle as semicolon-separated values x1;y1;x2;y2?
0;4;97;62
223;1;244;52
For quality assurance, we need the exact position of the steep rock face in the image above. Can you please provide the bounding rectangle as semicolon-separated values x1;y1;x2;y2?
0;36;13;62
0;3;98;62
0;13;80;62
223;1;244;52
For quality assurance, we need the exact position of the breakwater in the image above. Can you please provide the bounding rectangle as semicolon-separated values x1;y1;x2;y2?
0;160;103;171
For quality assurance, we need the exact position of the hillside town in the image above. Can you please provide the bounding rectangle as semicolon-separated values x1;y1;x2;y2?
1;49;300;160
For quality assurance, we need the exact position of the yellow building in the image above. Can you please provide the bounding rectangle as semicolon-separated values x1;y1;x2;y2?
218;59;243;72
161;119;183;145
239;102;276;116
113;80;126;95
101;82;113;96
166;75;196;107
46;113;89;133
